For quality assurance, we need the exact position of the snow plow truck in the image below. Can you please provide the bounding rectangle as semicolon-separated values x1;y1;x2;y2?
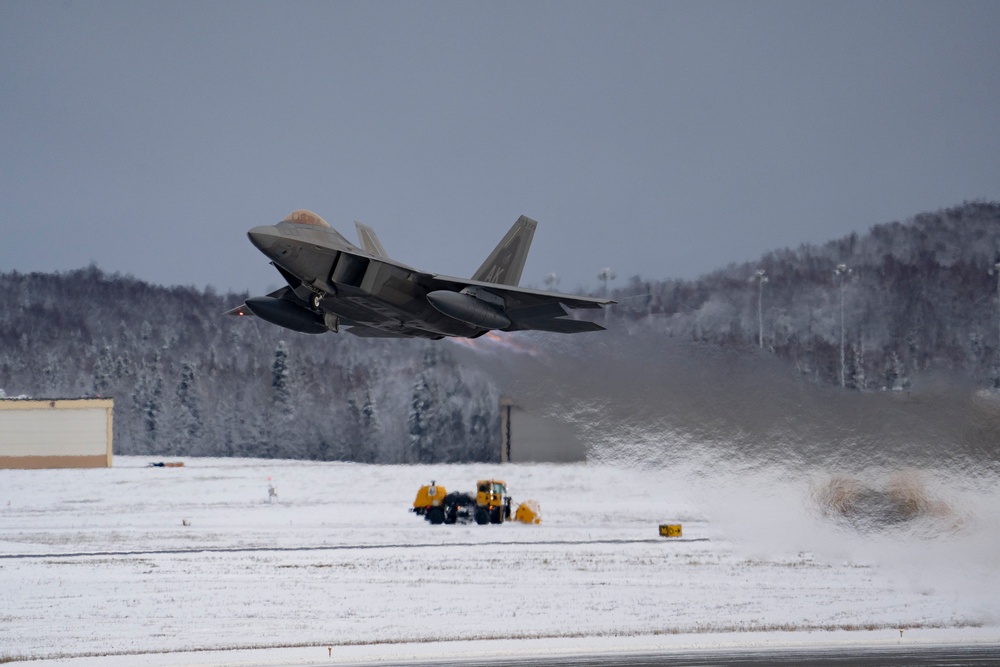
412;479;540;525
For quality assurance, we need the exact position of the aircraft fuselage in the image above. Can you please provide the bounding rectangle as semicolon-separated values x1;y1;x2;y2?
229;210;611;340
248;221;481;339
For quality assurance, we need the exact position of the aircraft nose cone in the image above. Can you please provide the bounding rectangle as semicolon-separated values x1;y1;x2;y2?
247;225;279;253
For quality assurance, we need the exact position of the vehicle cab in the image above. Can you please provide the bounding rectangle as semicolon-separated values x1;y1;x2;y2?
475;479;512;524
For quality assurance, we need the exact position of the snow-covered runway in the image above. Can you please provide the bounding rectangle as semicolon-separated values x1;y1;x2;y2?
1;457;997;664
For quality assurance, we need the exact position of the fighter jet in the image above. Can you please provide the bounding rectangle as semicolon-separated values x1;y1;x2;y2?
226;210;612;340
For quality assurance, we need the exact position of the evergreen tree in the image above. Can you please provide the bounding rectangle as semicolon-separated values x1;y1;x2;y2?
92;345;115;397
174;361;203;454
271;341;292;409
132;353;165;455
360;389;381;463
267;340;296;458
407;371;435;463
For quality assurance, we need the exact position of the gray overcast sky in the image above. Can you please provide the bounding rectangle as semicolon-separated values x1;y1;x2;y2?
2;2;998;296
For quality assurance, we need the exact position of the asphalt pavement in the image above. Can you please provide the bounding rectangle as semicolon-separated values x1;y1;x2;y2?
336;643;1000;667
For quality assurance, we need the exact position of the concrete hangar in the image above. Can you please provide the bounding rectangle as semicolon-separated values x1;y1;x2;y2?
0;398;114;469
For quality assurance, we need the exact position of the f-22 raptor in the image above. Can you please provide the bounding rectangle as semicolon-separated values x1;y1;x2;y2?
227;210;612;340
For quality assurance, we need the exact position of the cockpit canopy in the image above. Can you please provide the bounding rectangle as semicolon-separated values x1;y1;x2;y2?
282;210;331;227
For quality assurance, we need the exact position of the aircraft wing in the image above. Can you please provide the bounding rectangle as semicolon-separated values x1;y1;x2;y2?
428;274;613;333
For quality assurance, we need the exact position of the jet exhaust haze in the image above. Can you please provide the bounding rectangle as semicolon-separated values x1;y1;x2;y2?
457;328;1000;622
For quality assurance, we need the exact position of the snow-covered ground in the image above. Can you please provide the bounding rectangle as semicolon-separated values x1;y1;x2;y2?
2;457;999;664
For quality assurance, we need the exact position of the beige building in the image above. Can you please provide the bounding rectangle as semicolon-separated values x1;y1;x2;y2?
0;398;114;469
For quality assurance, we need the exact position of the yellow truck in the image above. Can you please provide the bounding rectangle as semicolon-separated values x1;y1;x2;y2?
412;479;540;525
411;480;446;516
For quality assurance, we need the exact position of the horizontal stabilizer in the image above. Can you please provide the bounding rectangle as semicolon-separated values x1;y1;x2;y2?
524;318;606;334
506;300;606;333
506;301;570;322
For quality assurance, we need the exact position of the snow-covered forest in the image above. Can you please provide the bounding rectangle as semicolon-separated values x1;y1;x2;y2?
0;272;500;462
613;201;1000;389
2;201;999;461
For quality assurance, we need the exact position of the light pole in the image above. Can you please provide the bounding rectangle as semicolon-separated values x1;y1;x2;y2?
598;267;615;323
597;267;616;298
750;270;767;348
990;260;1000;386
996;260;1000;385
835;263;852;388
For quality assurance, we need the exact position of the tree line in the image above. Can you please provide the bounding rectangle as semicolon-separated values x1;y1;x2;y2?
0;266;499;462
609;201;1000;390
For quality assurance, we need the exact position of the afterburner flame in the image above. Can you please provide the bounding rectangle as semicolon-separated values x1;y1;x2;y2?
451;331;541;356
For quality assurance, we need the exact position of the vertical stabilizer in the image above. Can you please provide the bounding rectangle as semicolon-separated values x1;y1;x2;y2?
472;215;537;286
355;221;388;258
